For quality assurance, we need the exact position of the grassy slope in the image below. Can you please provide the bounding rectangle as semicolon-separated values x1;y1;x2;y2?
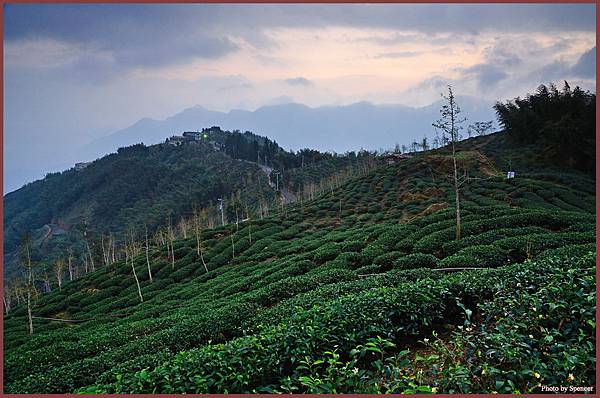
3;133;596;393
3;139;366;277
3;143;274;273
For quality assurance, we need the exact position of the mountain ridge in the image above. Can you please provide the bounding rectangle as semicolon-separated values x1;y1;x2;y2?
79;97;494;163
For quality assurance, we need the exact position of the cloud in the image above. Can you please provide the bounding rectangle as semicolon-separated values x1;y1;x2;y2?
4;5;240;79
4;3;597;191
358;32;427;46
460;64;509;89
5;4;594;82
570;46;595;78
373;51;420;59
285;77;313;86
4;38;85;68
482;44;522;67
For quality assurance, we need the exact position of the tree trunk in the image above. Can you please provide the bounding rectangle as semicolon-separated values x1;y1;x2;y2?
451;114;461;241
230;229;236;260
454;170;462;240
170;240;175;269
248;218;252;243
68;249;74;281
27;290;33;335
145;227;153;283
194;218;208;273
86;240;95;272
128;251;144;303
101;235;108;266
3;294;11;315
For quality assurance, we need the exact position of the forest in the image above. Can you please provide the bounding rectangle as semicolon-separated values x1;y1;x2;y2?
494;82;595;175
2;83;596;394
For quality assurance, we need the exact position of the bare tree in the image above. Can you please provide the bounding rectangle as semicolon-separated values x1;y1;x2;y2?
101;234;110;266
178;217;189;239
42;272;52;293
230;226;236;260
167;218;175;269
154;229;166;247
82;220;95;272
432;85;467;240
468;120;494;137
192;209;209;273
111;237;117;263
126;232;144;303
3;282;13;314
144;225;153;283
246;205;253;243
421;136;429;151
54;259;66;291
20;235;35;335
67;247;74;281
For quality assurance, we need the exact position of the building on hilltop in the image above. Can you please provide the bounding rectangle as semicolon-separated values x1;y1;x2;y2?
164;129;224;151
382;153;413;165
166;136;184;146
183;131;203;142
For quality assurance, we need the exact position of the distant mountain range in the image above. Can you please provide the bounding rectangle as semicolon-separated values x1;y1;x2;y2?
80;97;495;162
5;98;496;193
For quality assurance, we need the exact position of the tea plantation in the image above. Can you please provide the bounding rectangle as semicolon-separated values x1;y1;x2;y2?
3;133;596;393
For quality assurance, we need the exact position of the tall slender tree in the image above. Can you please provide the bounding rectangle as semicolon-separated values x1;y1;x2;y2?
20;234;35;335
54;259;66;291
432;85;467;240
67;247;74;281
145;225;153;283
192;209;209;273
126;231;144;303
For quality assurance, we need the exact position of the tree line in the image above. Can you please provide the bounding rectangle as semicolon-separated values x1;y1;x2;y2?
494;81;595;175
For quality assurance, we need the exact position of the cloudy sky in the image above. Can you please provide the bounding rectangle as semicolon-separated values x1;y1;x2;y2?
4;4;596;192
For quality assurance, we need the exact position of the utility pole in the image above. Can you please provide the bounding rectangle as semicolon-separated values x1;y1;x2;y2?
218;198;225;226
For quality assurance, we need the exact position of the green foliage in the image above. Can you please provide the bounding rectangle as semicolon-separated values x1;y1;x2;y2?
393;253;439;270
417;252;596;393
494;82;595;174
81;252;595;393
3;129;595;394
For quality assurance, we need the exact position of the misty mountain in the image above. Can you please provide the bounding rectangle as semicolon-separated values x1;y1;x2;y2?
4;98;495;193
80;98;495;161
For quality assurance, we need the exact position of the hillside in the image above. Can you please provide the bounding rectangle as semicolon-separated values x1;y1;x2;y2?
3;128;370;278
79;98;495;164
3;132;595;393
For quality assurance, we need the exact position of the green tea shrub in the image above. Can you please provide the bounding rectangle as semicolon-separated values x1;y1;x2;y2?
437;254;478;268
393;253;439;270
372;251;405;271
354;264;383;275
312;243;341;265
360;244;387;264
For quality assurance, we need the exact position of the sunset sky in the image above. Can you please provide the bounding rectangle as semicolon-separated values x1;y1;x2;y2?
4;4;596;192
